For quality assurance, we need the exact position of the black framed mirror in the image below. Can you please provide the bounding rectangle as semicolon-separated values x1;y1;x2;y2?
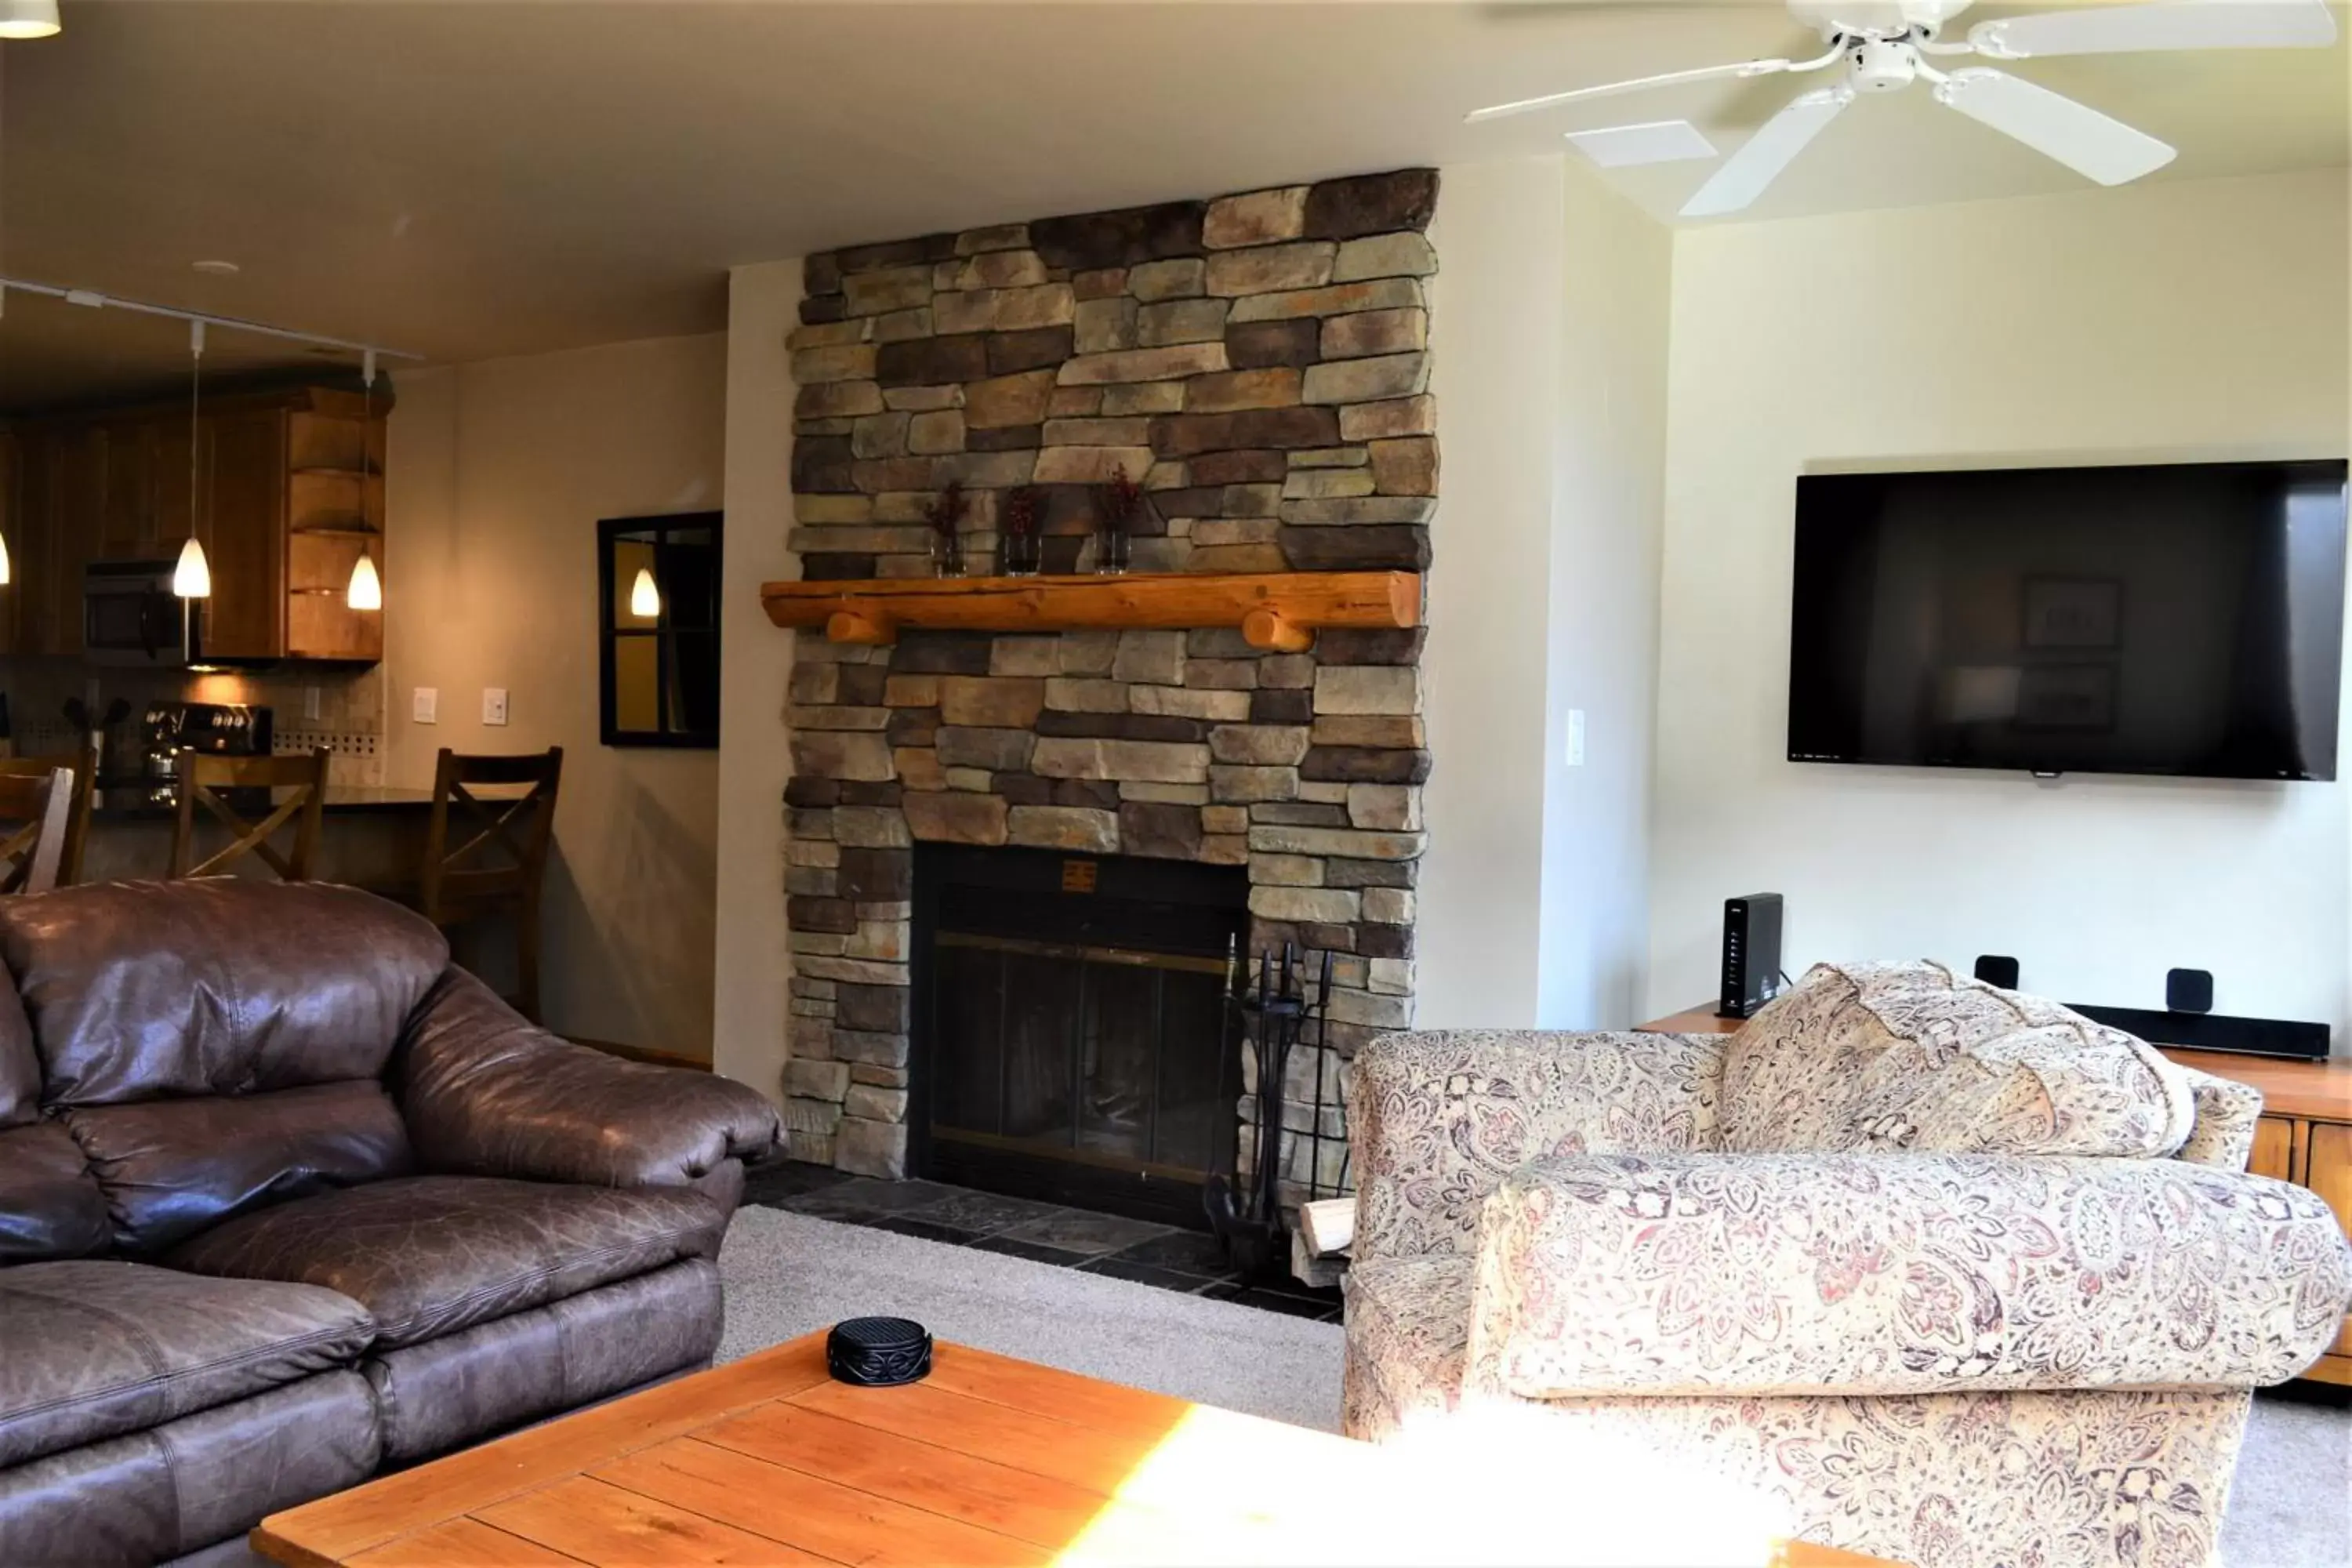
598;511;720;748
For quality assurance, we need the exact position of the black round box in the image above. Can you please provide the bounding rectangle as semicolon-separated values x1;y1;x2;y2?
826;1316;932;1386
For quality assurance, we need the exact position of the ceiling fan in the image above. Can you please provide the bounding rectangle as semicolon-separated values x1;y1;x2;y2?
1466;0;2340;217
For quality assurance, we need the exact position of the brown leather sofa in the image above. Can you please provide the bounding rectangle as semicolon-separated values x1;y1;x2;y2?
0;879;782;1566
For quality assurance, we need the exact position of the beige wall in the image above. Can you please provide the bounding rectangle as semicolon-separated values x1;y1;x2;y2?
1419;154;1673;1030
386;332;728;1058
1651;169;2352;1030
1537;154;1673;1029
713;260;802;1107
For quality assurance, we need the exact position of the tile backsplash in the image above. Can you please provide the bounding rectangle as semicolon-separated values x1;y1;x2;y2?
2;656;387;787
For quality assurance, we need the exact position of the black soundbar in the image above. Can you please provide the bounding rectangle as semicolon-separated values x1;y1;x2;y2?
2064;1004;2329;1061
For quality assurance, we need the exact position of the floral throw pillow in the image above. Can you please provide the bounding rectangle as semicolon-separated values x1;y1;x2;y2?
1720;960;2194;1159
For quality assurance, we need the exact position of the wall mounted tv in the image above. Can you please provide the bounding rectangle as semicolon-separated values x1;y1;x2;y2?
1788;460;2348;781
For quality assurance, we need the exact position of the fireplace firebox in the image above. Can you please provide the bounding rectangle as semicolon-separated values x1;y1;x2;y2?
909;845;1247;1228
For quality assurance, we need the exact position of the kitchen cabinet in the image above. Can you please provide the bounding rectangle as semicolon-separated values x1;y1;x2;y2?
0;385;387;663
204;408;291;661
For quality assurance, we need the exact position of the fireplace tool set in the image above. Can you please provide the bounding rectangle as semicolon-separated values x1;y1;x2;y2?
1203;938;1334;1282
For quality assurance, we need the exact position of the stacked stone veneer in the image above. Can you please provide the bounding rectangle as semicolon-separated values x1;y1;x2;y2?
781;169;1437;1201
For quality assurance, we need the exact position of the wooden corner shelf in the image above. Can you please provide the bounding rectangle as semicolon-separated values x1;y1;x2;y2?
759;570;1421;651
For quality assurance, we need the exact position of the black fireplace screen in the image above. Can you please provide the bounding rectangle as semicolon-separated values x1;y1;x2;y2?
912;846;1247;1225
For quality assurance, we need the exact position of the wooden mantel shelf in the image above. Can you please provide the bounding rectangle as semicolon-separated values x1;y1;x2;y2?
760;570;1421;652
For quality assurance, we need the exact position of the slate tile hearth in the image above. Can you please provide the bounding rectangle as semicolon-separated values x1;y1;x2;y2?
742;1163;1344;1322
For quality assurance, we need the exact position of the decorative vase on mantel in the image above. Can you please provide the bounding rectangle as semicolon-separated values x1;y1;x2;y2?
1095;464;1145;576
1000;485;1042;578
924;481;970;579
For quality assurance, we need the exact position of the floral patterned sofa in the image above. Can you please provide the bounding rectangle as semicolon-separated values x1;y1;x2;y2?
1341;961;2352;1568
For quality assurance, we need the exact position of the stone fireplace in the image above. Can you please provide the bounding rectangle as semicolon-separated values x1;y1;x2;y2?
780;169;1437;1225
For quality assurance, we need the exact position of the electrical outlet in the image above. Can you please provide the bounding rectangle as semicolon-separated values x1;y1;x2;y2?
412;688;438;725
482;688;509;727
1565;709;1587;768
303;685;321;722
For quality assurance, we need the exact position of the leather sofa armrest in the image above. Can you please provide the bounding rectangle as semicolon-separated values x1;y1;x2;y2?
1465;1150;2352;1402
394;969;782;1189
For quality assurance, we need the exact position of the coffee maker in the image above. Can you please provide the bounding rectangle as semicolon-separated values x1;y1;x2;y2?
140;702;274;805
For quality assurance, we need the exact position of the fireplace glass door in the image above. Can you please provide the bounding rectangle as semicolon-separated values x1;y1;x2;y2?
913;847;1245;1225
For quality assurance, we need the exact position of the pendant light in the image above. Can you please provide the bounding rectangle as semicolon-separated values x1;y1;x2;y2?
172;320;212;600
346;349;381;611
0;2;61;40
629;567;661;619
347;553;382;611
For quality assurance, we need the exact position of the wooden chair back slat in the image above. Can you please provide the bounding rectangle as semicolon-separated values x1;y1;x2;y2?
433;753;560;786
169;748;331;881
0;769;74;895
421;747;562;1022
0;735;100;886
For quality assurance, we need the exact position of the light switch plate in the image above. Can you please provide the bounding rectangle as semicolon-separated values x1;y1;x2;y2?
303;685;321;722
1566;709;1587;768
412;688;438;725
482;688;510;727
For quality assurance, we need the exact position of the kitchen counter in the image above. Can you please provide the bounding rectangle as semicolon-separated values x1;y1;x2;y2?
79;785;435;887
89;785;437;823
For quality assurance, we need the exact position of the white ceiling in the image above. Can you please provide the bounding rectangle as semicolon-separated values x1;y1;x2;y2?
1;0;2343;411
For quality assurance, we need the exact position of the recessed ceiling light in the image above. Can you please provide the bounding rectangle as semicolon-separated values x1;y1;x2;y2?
191;260;240;276
1565;120;1719;169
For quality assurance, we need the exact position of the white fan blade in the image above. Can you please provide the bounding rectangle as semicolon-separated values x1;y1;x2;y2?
1933;68;2176;185
1969;0;2336;60
1466;58;1798;123
1680;86;1854;218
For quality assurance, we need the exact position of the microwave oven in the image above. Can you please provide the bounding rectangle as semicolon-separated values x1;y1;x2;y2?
83;560;208;668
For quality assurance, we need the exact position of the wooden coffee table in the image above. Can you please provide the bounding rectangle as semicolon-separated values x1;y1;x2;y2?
255;1330;1896;1566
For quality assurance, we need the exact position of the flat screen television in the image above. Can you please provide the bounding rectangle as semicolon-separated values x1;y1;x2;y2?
1788;460;2348;781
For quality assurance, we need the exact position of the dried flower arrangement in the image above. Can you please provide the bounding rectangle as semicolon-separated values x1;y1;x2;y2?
1001;485;1043;575
924;481;970;578
1094;464;1145;575
924;481;969;539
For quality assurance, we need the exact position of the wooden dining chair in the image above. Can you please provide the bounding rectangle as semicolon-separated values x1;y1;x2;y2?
421;746;563;1022
0;733;100;887
169;747;331;881
0;769;74;895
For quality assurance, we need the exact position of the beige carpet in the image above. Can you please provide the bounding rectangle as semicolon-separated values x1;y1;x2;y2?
718;1205;2350;1568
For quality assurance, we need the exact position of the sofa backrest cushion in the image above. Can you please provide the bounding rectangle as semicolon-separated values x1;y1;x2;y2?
0;967;34;1131
1721;960;2194;1159
64;1080;413;1254
0;1122;111;1262
0;880;449;1108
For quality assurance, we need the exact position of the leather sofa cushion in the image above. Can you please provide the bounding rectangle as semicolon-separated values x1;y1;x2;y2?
0;880;448;1107
0;1128;110;1260
0;1370;378;1568
64;1081;412;1254
0;1123;109;1264
0;1260;374;1468
363;1258;720;1463
164;1174;727;1349
0;964;34;1130
1722;961;2194;1159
